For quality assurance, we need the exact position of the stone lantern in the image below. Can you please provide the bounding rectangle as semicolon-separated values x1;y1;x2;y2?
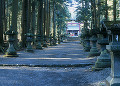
25;33;34;52
79;28;85;45
4;28;18;57
88;25;100;57
105;22;120;86
60;35;63;42
62;34;66;43
58;31;61;44
42;35;48;47
94;21;111;70
49;33;53;46
53;36;57;45
84;29;91;52
35;34;43;50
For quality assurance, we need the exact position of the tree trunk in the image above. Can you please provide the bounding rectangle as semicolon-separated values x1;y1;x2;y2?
48;0;51;37
11;0;18;49
85;0;89;29
105;0;108;20
21;0;28;47
46;0;49;38
43;0;46;36
0;0;3;46
37;0;43;35
90;0;94;29
31;0;36;44
27;0;31;33
97;0;100;28
93;0;97;28
2;0;6;41
53;0;56;39
113;0;116;22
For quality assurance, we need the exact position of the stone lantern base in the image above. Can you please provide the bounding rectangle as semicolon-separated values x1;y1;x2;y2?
26;47;34;53
42;43;48;47
0;45;4;53
4;54;18;57
88;35;100;57
42;36;48;48
42;41;48;47
4;55;18;57
84;38;91;52
35;35;43;50
93;50;111;70
105;43;120;86
25;33;34;53
52;38;57;46
4;44;18;57
36;43;43;50
89;48;100;57
106;75;120;86
84;46;91;52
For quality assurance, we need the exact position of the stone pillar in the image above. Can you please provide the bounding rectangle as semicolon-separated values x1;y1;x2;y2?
106;23;120;86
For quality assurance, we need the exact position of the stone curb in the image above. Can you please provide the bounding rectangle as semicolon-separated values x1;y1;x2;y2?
0;63;94;67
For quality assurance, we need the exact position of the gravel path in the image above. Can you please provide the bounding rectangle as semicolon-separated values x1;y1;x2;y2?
0;66;110;86
0;41;111;86
0;41;96;66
